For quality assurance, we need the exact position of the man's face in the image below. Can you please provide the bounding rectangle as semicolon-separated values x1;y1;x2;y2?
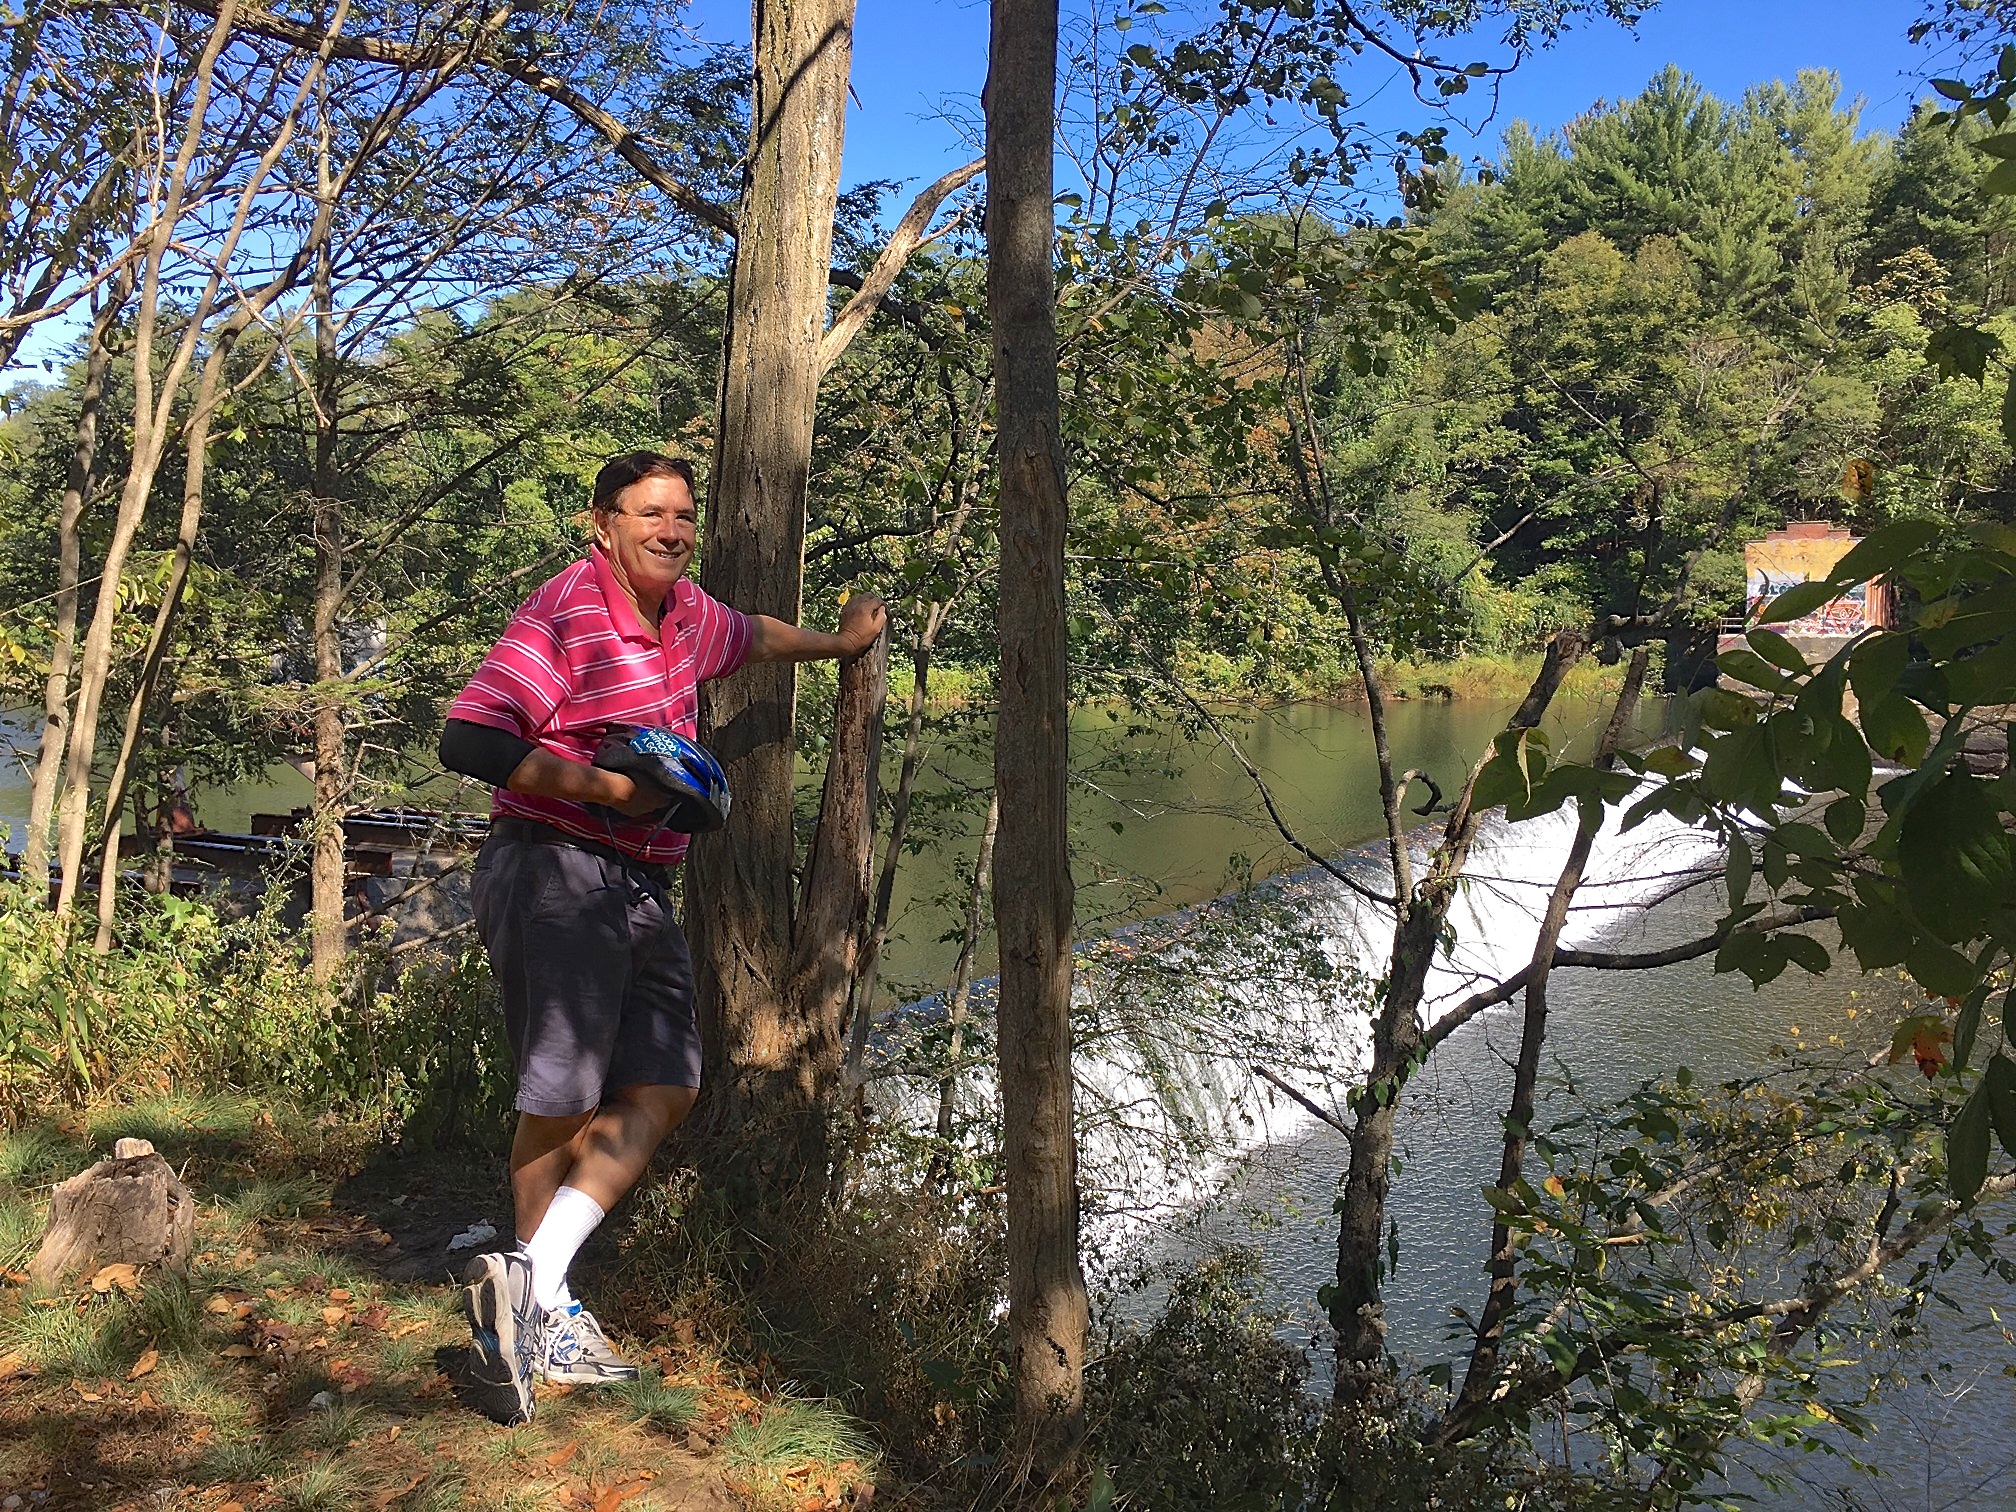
595;473;698;604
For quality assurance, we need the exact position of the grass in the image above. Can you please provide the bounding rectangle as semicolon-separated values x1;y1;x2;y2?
614;1374;703;1430
720;1395;879;1507
272;1455;361;1512
0;1097;882;1512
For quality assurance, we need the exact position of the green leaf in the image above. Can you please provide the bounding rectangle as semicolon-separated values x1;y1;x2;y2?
1780;934;1831;975
1985;1054;2016;1155
1897;771;2012;941
1831;520;1943;586
1861;694;1929;765
1725;840;1753;910
1984;158;2016;198
1849;632;1909;707
1926;322;2004;382
1949;1082;1993;1203
1956;981;1991;1071
1824;796;1866;845
1695;686;1759;732
1755;579;1837;626
1908;935;1980;997
1746;628;1810;674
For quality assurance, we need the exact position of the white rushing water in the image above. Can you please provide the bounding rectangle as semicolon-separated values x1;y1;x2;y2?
872;799;1725;1250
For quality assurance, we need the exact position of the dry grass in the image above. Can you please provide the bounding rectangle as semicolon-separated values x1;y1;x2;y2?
0;1098;880;1512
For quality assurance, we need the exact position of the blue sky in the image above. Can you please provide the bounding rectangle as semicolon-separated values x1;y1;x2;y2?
680;0;1943;202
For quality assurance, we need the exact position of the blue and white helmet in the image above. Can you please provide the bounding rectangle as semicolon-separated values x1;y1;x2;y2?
592;725;731;833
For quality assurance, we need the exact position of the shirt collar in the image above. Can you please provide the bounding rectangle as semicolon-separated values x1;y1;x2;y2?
588;545;667;647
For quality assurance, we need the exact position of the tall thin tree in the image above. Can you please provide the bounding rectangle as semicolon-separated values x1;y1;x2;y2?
986;0;1088;1465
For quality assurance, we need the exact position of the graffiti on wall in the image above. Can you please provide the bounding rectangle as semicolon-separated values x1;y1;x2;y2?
1743;526;1887;636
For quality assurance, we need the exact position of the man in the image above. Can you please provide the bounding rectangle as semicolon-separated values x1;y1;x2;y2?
438;450;885;1425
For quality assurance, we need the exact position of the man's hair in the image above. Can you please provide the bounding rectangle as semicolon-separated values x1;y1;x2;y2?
590;451;697;514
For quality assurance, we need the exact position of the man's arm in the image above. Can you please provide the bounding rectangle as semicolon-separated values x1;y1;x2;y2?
744;594;888;666
506;747;665;817
439;719;664;818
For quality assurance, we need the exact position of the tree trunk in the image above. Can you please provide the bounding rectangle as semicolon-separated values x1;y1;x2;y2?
52;0;253;919
24;285;125;893
933;787;999;1171
687;0;857;1206
987;0;1087;1466
842;601;947;1085
309;115;347;986
778;629;889;1163
1447;647;1649;1423
1329;629;1590;1401
29;1141;195;1285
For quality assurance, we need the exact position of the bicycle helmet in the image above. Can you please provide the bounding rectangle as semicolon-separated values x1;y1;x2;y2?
592;724;732;833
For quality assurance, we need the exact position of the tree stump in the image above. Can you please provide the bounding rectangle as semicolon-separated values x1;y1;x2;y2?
28;1138;195;1286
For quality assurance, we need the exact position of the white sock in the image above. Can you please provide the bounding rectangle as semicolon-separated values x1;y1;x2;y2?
523;1186;604;1312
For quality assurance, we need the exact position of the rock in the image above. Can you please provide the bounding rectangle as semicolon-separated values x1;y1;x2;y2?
5;1492;24;1508
111;1138;156;1160
307;1391;337;1411
27;1148;195;1286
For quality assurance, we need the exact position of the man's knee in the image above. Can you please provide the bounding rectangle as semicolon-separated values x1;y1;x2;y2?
609;1082;697;1136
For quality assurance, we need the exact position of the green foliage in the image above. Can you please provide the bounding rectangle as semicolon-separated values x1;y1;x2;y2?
1090;1253;1317;1509
0;881;511;1140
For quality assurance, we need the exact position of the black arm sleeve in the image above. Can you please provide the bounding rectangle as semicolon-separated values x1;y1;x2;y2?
439;718;536;790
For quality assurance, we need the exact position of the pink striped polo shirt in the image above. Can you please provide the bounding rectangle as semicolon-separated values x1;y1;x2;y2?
448;546;752;865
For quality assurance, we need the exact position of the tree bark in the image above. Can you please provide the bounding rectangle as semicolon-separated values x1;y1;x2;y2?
90;334;240;951
23;282;125;891
686;0;858;1207
986;0;1087;1465
1328;629;1589;1400
933;787;999;1171
29;1145;196;1285
309;98;348;985
1448;647;1650;1422
776;629;889;1163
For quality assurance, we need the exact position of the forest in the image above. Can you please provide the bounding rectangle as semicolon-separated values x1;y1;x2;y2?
3;0;2016;1506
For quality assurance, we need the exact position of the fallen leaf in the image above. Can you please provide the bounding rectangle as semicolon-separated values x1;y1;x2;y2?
220;1344;259;1359
850;1482;875;1506
387;1319;428;1341
545;1441;581;1469
127;1346;159;1380
90;1263;141;1295
203;1295;236;1315
1;1268;28;1284
136;1389;158;1409
353;1304;390;1332
73;1384;102;1402
0;1351;34;1379
321;1307;347;1328
218;1503;244;1512
327;1287;353;1302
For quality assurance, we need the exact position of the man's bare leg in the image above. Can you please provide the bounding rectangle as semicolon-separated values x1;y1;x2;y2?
509;1084;697;1240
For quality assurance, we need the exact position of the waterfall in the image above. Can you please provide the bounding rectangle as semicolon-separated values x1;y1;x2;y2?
869;800;1724;1248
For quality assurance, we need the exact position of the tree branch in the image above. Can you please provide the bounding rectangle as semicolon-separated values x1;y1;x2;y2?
819;156;983;373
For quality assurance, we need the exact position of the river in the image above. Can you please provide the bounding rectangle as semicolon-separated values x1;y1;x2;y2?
7;698;2012;1503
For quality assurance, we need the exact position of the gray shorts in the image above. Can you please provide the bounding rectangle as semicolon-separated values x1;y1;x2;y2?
471;819;702;1116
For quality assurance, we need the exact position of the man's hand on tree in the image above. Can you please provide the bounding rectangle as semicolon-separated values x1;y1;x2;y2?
839;593;888;657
